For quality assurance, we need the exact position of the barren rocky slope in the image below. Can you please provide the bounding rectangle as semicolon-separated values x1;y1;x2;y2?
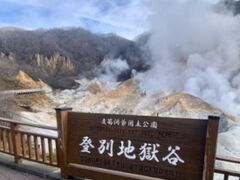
0;28;149;89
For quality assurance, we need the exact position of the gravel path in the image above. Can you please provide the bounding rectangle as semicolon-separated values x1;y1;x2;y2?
0;164;46;180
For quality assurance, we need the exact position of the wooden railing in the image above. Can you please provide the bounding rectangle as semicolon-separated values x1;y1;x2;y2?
0;113;240;179
215;155;240;179
0;117;58;167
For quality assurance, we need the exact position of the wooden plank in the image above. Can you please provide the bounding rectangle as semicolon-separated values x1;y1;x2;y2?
48;138;53;164
224;174;228;180
0;126;10;130
68;163;164;180
41;137;46;163
0;129;3;150
215;167;240;177
4;130;9;152
203;116;219;180
7;130;13;154
216;155;240;164
55;107;72;178
15;130;57;140
11;123;22;164
21;134;26;157
0;121;10;128
2;129;7;152
53;139;59;165
27;135;32;159
34;136;40;161
0;117;57;130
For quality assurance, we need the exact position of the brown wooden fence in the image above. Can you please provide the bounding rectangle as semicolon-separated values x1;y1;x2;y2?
0;117;58;167
0;108;239;179
215;155;240;179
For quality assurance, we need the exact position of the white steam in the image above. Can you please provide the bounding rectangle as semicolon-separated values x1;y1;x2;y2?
98;58;130;82
138;0;240;117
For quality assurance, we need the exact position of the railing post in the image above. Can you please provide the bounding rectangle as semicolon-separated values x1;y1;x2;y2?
11;123;22;164
203;116;219;180
224;174;228;180
55;107;72;179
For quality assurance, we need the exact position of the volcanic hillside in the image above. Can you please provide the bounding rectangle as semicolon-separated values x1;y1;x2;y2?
0;28;149;89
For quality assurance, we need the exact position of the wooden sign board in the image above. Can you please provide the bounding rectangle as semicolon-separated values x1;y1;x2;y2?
63;112;219;180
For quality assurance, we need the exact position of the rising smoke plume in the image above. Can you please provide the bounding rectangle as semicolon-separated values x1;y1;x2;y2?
98;58;130;82
137;0;240;117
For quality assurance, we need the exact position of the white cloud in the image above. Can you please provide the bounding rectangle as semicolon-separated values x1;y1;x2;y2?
0;0;150;39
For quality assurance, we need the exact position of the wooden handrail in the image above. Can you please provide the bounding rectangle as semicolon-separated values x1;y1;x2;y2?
0;117;57;130
15;130;57;140
0;125;10;130
216;155;240;164
215;155;240;179
215;168;240;177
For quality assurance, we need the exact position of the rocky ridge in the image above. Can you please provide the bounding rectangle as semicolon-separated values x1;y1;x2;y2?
34;53;75;75
0;28;149;88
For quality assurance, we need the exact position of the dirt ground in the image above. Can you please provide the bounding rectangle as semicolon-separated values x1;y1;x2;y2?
0;164;47;180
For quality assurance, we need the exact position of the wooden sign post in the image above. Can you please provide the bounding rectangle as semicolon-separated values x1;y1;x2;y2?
56;108;219;180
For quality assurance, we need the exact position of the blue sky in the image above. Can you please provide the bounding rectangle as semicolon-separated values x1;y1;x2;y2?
0;0;150;39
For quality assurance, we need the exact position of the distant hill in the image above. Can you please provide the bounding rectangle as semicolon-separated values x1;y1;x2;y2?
0;28;149;89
